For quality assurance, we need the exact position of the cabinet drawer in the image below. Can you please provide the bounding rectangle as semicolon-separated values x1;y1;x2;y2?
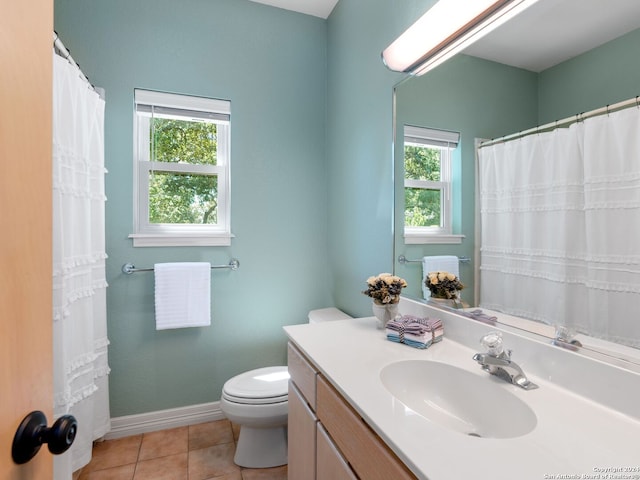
288;342;318;409
316;375;417;480
316;424;357;480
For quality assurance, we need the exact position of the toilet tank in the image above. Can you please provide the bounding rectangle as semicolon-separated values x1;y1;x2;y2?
308;307;352;324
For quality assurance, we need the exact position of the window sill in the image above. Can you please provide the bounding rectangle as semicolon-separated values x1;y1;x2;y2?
129;233;234;247
404;233;465;245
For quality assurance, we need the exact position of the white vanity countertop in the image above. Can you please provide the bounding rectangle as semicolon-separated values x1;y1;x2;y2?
284;317;640;480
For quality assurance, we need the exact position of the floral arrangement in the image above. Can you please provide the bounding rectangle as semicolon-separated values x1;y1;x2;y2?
425;271;464;299
363;273;408;305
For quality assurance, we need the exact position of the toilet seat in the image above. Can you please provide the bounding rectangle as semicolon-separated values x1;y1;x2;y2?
222;366;289;405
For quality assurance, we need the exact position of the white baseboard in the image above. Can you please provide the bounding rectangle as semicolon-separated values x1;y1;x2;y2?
105;401;226;440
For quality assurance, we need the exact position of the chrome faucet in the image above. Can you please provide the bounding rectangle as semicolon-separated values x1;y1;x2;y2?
472;332;538;390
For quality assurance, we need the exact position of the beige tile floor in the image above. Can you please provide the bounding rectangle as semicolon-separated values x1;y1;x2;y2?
76;419;287;480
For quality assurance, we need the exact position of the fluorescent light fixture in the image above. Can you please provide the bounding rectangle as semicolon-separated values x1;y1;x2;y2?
382;0;540;76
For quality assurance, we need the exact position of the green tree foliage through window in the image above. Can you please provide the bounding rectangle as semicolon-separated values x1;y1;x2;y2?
404;144;442;227
149;118;219;224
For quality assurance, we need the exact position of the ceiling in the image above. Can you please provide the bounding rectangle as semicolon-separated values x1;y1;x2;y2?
249;0;640;71
463;0;640;72
249;0;338;18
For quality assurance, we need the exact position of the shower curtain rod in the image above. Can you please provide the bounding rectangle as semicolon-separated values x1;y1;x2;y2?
53;32;102;97
480;94;640;148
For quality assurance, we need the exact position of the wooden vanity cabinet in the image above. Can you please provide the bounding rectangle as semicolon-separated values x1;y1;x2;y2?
288;343;319;480
316;375;416;480
288;342;416;480
288;342;357;480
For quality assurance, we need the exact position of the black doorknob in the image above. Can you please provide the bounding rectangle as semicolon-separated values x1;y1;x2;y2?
12;411;78;464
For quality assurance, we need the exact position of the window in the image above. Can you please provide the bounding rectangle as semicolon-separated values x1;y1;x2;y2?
130;90;231;246
403;125;462;244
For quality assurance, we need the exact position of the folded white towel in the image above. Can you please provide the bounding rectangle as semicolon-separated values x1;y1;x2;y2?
154;262;211;330
422;255;459;300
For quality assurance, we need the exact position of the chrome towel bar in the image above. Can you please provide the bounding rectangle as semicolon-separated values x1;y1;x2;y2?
122;258;240;275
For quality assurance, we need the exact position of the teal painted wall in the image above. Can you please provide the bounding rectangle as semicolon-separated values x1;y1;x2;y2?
538;27;640;123
54;0;331;416
325;0;438;317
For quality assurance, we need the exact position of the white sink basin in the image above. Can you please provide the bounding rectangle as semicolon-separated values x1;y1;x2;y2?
380;360;537;438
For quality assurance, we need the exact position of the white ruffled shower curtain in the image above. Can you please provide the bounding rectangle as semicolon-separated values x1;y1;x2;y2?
478;106;640;348
52;52;110;478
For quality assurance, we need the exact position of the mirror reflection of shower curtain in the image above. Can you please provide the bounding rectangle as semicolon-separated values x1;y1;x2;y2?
478;106;640;348
52;52;110;478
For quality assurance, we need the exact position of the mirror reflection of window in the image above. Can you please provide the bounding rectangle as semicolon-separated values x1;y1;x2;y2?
403;126;459;238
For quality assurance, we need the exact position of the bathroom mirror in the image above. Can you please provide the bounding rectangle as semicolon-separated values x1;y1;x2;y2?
393;0;640;368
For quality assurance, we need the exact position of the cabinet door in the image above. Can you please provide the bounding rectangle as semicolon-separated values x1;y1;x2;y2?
288;382;317;480
316;424;357;480
317;375;417;480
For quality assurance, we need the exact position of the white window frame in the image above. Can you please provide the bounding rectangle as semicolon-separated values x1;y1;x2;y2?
129;89;232;247
403;125;463;245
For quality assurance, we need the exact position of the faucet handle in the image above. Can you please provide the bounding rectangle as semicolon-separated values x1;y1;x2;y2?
480;331;504;356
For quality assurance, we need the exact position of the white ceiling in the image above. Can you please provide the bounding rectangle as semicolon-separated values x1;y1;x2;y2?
249;0;338;18
249;0;640;71
463;0;640;72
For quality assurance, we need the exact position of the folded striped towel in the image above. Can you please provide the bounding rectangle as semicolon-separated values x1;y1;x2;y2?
462;309;497;325
386;315;444;349
387;332;434;349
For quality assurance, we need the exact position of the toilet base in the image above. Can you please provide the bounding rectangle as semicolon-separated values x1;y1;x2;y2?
234;424;288;468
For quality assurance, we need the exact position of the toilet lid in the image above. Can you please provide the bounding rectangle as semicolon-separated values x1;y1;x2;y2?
222;366;289;404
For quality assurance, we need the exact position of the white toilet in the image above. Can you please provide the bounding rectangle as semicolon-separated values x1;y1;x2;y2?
219;307;351;468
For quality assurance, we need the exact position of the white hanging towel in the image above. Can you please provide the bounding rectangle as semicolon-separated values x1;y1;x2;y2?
154;262;211;330
422;256;459;300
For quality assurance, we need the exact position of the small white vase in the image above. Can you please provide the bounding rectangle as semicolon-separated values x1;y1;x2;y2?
372;302;400;329
428;296;461;309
